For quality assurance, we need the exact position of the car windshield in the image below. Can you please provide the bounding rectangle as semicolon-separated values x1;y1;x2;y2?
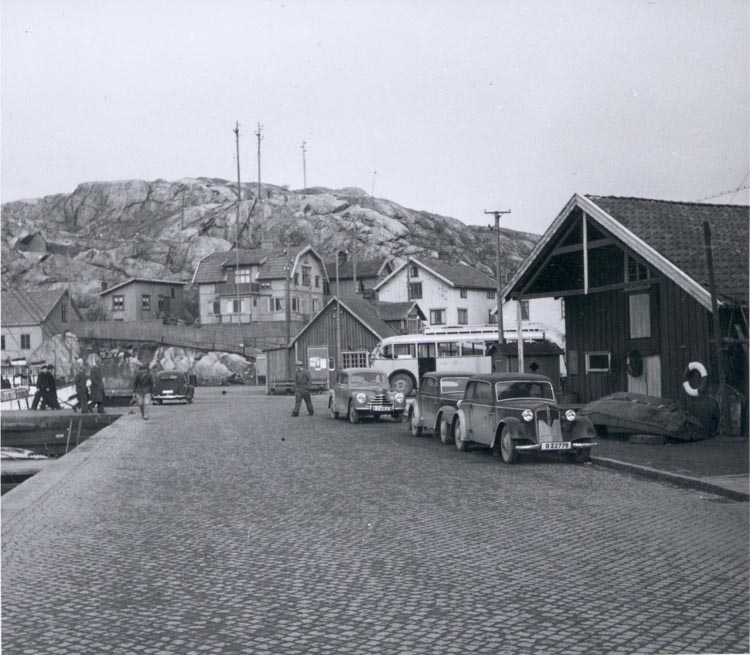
440;377;469;394
495;380;555;401
349;372;388;386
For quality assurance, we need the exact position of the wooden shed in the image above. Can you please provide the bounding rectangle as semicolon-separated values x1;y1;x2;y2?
503;194;748;424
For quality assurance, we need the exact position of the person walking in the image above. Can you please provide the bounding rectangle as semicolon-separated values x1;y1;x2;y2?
291;360;314;417
73;358;90;414
43;365;61;409
88;363;106;414
31;366;50;410
132;363;154;420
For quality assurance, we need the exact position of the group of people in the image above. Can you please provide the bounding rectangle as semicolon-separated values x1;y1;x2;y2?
31;365;61;410
72;358;106;414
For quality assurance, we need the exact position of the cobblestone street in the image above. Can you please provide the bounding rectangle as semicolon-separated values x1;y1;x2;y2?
2;387;748;654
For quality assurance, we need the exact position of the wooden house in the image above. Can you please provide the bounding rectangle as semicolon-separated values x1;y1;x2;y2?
324;255;394;299
503;194;748;414
99;278;186;322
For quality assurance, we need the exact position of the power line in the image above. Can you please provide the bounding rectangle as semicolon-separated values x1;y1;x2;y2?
693;173;750;202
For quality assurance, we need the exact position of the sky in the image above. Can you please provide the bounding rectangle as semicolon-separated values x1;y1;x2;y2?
1;0;748;235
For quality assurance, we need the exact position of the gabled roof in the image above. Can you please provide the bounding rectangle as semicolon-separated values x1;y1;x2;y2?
374;257;496;291
99;277;186;296
324;257;392;280
505;194;749;310
2;288;70;326
376;301;425;321
256;246;328;281
290;296;399;347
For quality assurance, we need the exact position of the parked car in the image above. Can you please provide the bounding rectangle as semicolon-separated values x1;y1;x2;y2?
451;373;597;463
407;372;472;442
152;370;195;405
328;368;407;423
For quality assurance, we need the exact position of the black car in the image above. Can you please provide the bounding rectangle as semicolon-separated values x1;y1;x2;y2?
407;372;472;443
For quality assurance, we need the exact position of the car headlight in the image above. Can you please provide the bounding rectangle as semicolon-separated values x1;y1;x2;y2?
522;409;534;422
565;409;576;421
394;392;404;403
356;392;367;404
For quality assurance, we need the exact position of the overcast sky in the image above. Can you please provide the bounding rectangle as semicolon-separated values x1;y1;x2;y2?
2;0;748;234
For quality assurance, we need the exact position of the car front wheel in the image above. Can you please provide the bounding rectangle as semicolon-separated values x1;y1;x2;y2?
409;409;422;436
328;398;339;420
439;417;453;444
499;427;517;464
348;402;360;424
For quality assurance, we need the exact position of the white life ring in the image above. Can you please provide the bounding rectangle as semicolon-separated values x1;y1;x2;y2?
682;361;708;397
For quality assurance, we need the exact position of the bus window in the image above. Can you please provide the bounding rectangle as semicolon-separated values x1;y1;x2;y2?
418;343;436;358
437;341;460;357
381;345;394;359
461;340;485;357
394;344;415;358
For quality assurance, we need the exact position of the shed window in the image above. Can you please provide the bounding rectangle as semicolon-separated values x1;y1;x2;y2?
21;334;31;350
585;352;611;373
61;302;68;323
342;351;368;368
142;295;151;311
112;295;124;311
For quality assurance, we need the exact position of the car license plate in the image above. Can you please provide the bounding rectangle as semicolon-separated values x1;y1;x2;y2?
371;406;391;412
163;390;174;395
541;442;571;451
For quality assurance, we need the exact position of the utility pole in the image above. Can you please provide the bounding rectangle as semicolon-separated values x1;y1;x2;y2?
301;141;307;190
181;187;185;230
336;251;342;370
285;244;293;378
234;122;242;324
371;171;377;197
485;209;511;369
256;122;264;201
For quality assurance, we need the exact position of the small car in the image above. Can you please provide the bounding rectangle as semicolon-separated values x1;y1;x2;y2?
329;367;406;423
451;373;597;463
152;370;195;405
407;372;472;442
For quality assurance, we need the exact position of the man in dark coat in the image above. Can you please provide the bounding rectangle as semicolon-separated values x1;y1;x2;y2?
132;363;154;420
43;365;61;409
31;366;50;410
88;364;106;413
291;360;314;417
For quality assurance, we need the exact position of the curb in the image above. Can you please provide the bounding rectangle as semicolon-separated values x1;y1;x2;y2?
590;456;750;502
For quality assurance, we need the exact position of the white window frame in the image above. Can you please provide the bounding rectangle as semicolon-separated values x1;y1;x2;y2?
342;351;369;368
585;351;611;373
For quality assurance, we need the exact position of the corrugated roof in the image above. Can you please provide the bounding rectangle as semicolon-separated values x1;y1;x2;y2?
587;196;749;306
100;277;186;296
338;298;401;339
376;301;424;321
1;288;67;326
324;258;390;280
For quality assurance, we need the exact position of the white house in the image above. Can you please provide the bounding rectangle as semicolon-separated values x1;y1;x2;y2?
192;246;329;325
373;257;498;327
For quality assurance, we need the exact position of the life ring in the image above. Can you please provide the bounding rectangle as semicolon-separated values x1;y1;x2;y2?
682;361;708;397
626;350;643;378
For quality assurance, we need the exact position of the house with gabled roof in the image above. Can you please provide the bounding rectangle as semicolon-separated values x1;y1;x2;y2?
264;296;401;389
502;194;749;412
1;288;82;363
99;278;186;322
192;245;329;325
374;257;499;327
324;255;394;299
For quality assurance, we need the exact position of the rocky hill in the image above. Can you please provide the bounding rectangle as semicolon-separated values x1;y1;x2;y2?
1;178;540;317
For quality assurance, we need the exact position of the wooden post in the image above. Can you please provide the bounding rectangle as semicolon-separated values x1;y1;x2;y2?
703;221;731;434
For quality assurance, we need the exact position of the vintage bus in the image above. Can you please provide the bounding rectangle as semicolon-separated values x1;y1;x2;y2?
370;326;548;395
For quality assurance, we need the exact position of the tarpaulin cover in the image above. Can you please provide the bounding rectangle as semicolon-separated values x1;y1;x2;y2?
578;392;707;441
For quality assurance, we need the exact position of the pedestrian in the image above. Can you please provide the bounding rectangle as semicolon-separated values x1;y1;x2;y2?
132;362;154;420
291;360;314;417
88;363;106;413
73;358;90;414
44;365;61;409
31;366;49;410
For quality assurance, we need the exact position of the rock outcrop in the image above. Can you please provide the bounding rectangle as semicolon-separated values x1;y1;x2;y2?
1;178;540;316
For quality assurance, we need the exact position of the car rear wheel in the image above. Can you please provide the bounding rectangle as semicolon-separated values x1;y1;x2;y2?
328;398;339;420
390;373;414;396
454;417;468;451
499;427;517;464
439;417;453;444
348;402;360;424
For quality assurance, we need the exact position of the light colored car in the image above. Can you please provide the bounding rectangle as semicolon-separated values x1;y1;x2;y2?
328;368;406;424
452;373;597;463
407;372;472;442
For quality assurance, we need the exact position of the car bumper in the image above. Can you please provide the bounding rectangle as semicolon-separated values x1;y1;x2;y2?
515;441;598;452
152;394;189;401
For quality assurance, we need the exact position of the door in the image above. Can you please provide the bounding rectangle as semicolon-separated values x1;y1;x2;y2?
627;290;661;397
417;343;437;380
469;381;494;445
628;354;662;397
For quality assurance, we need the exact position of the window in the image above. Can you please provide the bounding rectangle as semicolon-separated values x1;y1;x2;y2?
315;275;320;289
158;296;168;312
323;281;329;294
461;341;485;357
312;299;319;314
585;352;611;373
408;282;423;300
437;341;460;357
232;299;241;313
235;269;251;284
474;381;492;403
457;308;468;324
486;289;496;299
417;343;436;358
292;297;300;312
302;266;311;286
112;295;124;311
460;288;468;298
293;273;299;286
520;300;530;321
627;255;650;282
271;298;284;312
342;351;369;368
171;287;176;298
142;295;151;311
357;280;365;293
212;300;220;315
409;265;419;278
1;335;5;350
61;302;68;323
20;334;31;350
430;309;445;325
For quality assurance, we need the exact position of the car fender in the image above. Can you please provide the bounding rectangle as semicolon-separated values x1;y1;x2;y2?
490;416;526;449
568;415;597;440
328;390;337;412
436;404;457;432
410;399;422;426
